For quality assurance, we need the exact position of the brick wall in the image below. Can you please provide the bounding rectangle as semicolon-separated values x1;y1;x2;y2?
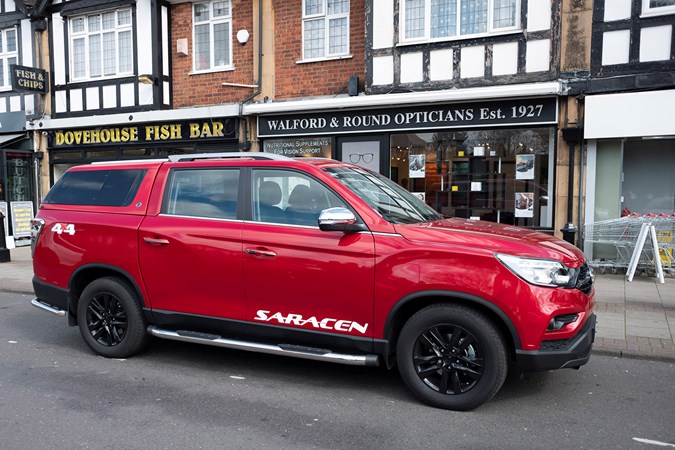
272;0;365;99
171;0;255;107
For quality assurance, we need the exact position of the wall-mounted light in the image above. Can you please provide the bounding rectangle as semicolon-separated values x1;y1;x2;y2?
236;29;250;45
138;74;156;85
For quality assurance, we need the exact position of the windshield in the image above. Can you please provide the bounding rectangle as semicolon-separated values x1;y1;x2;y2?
324;166;443;224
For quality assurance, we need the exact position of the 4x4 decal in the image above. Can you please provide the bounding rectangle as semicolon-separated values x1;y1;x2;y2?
51;223;76;235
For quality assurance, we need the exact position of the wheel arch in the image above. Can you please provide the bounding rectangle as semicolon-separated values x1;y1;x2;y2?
67;264;147;326
381;290;521;368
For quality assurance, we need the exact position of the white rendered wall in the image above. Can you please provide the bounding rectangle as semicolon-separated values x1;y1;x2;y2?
460;46;485;78
400;52;423;83
372;0;394;49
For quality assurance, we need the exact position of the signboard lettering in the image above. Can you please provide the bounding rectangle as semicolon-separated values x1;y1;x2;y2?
10;201;34;238
50;118;238;149
258;98;557;137
10;64;49;93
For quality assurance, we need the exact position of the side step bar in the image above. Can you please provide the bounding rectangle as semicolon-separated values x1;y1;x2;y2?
31;298;66;317
147;326;380;367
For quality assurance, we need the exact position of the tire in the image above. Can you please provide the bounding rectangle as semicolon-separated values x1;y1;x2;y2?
396;304;508;411
77;277;148;358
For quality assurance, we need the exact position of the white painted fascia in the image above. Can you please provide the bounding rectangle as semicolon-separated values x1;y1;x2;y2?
26;104;241;131
244;81;562;115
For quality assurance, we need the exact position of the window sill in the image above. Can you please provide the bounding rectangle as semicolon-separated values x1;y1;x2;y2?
296;54;353;64
640;8;675;18
397;29;523;47
189;66;235;75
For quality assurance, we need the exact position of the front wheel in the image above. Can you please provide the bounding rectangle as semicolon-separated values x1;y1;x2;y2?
396;304;508;411
76;277;148;358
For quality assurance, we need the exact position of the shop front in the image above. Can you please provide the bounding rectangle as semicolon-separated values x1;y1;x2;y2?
46;117;239;183
257;96;558;230
583;89;675;259
0;112;35;245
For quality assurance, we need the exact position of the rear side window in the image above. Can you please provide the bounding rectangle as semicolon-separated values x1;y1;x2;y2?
43;169;146;206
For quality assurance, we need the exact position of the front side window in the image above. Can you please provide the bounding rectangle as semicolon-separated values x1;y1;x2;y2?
69;9;133;80
402;0;519;42
251;169;347;226
0;27;18;89
642;0;675;15
303;0;350;60
193;0;232;71
164;168;239;219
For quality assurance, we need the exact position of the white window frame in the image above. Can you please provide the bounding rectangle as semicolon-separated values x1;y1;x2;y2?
400;0;521;44
641;0;675;17
301;0;351;62
68;8;134;81
192;0;233;73
0;27;18;91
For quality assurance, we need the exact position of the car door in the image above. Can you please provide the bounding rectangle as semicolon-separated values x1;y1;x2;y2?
139;166;246;323
242;168;376;345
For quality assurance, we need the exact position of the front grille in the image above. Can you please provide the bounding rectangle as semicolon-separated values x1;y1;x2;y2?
576;263;593;294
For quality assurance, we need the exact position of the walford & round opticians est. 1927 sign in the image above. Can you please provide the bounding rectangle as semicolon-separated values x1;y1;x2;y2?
257;97;557;137
49;118;237;148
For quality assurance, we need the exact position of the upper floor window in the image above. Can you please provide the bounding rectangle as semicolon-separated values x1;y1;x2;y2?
642;0;675;15
401;0;519;43
69;9;133;81
302;0;350;60
193;0;232;71
0;28;18;89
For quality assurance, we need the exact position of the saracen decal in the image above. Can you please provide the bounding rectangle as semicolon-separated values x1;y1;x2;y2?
254;310;368;334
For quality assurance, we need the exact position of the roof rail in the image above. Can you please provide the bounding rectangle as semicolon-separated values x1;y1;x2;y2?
168;152;291;162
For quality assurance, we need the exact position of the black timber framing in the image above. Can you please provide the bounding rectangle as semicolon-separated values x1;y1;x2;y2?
364;0;561;94
47;0;169;118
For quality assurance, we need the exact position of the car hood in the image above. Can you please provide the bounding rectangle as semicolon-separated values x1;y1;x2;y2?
393;218;586;265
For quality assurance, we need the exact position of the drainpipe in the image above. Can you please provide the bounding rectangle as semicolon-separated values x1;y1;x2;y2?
561;127;584;245
237;0;263;151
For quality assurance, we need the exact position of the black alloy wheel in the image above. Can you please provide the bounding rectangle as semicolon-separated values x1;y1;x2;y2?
397;304;508;411
412;324;483;395
85;292;128;347
77;277;148;358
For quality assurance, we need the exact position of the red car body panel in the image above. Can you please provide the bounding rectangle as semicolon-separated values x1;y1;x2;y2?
31;155;595;372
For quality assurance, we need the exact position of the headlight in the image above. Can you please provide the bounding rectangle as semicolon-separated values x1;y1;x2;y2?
495;254;577;288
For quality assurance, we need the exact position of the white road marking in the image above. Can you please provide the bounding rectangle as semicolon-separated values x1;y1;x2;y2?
230;375;246;380
633;438;675;447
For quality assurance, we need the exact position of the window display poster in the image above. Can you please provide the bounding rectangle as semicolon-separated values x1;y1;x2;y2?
516;154;535;180
409;154;426;179
515;192;534;218
341;141;380;172
412;192;426;202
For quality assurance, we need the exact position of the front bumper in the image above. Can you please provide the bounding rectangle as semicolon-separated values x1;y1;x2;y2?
515;313;596;372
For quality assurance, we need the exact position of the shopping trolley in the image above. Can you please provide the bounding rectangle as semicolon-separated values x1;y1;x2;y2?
584;214;675;276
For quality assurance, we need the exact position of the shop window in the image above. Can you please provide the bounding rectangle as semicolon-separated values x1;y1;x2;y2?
193;0;232;71
390;128;553;228
302;0;350;61
0;27;18;90
69;9;133;80
5;153;31;202
401;0;520;43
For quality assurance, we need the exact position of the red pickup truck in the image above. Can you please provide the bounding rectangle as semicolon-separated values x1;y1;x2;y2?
31;152;595;410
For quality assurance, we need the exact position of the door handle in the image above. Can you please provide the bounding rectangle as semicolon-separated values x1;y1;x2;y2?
144;237;170;245
245;248;277;257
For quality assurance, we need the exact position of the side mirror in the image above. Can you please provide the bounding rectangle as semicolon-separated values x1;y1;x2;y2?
318;207;368;232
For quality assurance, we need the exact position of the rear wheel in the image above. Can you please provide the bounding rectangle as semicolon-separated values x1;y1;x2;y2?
396;304;508;411
77;277;148;358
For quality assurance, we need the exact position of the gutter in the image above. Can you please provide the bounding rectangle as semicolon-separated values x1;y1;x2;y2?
237;0;263;149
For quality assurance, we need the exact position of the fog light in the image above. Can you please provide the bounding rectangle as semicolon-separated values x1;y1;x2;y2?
547;314;579;331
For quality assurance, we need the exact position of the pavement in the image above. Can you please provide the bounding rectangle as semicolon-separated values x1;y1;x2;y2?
1;245;674;363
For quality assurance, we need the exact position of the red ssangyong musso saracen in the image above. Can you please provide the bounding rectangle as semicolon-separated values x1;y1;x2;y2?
30;152;595;410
